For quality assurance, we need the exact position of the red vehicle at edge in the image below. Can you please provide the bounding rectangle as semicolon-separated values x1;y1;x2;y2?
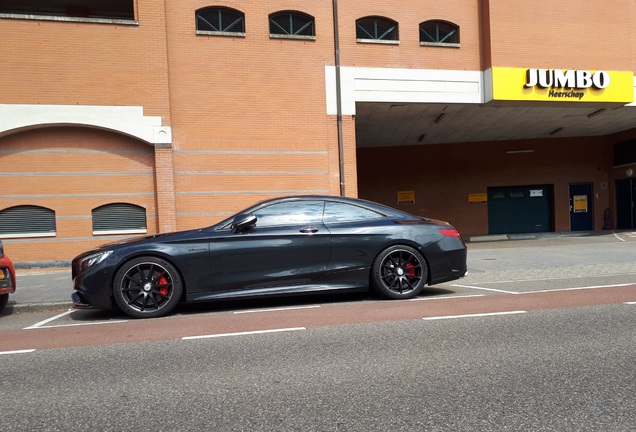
0;240;16;312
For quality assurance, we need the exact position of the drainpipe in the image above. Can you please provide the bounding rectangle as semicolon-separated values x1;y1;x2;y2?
333;0;345;196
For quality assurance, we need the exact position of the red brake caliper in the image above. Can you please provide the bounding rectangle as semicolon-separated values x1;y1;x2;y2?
158;276;169;296
405;263;415;279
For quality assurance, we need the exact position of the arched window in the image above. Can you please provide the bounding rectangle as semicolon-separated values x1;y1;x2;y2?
269;11;315;39
0;205;56;238
356;16;399;43
92;203;147;235
196;7;245;36
420;20;460;46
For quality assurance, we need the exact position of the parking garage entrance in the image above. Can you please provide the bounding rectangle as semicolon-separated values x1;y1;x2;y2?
487;185;554;235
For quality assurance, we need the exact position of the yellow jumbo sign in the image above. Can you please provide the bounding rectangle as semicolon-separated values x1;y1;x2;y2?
492;67;634;103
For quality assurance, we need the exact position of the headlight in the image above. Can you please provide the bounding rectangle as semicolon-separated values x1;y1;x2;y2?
78;250;113;273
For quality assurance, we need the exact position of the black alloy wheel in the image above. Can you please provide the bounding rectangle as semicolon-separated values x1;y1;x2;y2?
113;257;182;318
371;245;428;299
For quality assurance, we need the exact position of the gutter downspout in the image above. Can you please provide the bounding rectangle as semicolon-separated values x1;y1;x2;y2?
333;0;345;196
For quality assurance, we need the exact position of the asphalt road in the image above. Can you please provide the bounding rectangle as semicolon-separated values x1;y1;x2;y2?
2;304;635;431
1;231;635;431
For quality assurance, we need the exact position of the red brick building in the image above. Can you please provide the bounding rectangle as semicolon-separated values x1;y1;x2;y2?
1;0;636;263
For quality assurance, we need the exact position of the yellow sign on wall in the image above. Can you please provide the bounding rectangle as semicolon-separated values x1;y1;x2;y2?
492;67;634;103
573;195;588;213
397;190;415;204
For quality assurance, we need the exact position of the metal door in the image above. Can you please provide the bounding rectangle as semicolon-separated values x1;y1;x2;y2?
616;178;636;229
569;183;594;231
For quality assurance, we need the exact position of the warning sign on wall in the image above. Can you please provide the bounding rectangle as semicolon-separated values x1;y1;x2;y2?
397;190;415;204
573;195;588;213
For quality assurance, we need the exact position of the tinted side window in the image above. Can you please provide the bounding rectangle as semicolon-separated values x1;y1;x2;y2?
323;202;384;223
253;201;324;227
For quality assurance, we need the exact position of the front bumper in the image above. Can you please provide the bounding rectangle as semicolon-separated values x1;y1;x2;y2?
71;254;123;310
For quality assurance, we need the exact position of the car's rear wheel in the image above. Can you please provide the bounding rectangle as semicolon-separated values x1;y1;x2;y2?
0;293;8;313
371;245;428;299
113;257;182;318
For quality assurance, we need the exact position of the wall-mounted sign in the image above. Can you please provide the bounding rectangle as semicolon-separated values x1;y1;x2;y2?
397;190;415;204
468;193;487;203
491;67;634;103
573;195;588;213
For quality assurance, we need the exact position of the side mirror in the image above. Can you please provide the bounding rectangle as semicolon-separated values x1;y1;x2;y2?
0;240;3;258
231;213;257;232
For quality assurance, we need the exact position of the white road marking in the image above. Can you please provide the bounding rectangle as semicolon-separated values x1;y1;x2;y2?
408;294;485;301
0;349;36;355
233;305;321;314
182;327;306;340
24;309;127;329
451;284;518;294
33;320;128;329
625;302;636;305
24;310;74;329
423;311;527;321
612;231;626;242
520;283;635;294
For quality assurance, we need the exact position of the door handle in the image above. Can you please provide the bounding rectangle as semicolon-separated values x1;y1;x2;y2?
299;227;319;234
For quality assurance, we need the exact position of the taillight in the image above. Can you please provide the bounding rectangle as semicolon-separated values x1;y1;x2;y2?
439;228;461;238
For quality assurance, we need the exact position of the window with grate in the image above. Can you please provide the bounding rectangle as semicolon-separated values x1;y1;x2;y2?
0;0;135;21
420;20;460;46
196;7;245;35
0;205;56;238
92;203;147;235
269;11;315;39
356;16;399;43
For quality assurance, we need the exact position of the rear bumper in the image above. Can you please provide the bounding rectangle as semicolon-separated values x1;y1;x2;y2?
0;286;15;295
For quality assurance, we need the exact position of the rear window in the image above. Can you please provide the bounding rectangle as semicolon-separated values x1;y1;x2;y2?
323;202;384;223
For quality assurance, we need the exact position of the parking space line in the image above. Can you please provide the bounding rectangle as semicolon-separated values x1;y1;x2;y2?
182;327;306;340
451;284;518;294
33;320;129;329
0;349;36;355
423;311;527;321
24;310;128;330
521;283;635;294
24;310;74;329
408;294;485;301
233;305;321;314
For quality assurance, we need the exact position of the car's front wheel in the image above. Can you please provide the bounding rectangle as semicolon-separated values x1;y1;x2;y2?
371;245;428;299
113;257;182;318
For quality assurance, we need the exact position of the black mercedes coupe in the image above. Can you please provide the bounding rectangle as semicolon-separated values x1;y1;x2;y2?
72;196;467;318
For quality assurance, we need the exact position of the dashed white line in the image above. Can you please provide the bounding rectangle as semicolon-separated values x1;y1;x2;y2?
182;327;306;340
423;311;527;320
0;349;36;355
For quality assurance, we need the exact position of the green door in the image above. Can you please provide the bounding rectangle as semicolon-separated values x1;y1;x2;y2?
488;185;554;235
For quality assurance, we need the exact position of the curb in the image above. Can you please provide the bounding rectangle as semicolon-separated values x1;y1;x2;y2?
5;302;72;314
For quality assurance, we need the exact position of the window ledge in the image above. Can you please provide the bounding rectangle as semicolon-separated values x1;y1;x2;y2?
0;232;56;239
0;13;138;25
356;39;399;45
420;42;460;48
93;229;147;236
270;34;316;41
196;30;246;38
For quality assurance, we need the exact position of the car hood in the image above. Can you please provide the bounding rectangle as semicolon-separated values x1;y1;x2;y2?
76;229;204;257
